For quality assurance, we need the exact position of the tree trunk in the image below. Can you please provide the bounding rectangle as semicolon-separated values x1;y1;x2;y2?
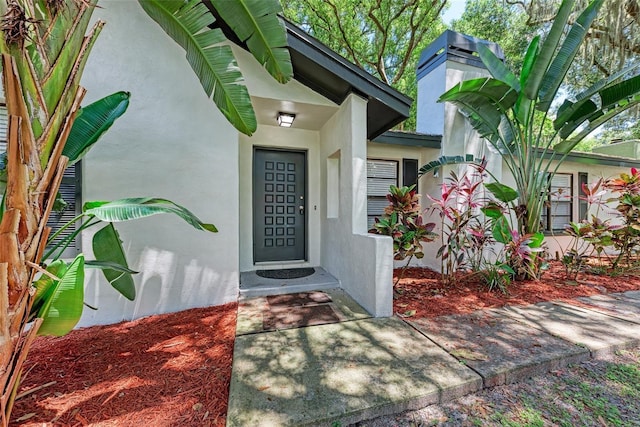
0;1;100;423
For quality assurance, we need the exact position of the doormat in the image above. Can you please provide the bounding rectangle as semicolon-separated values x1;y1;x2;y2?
263;304;340;330
256;267;315;280
267;291;332;307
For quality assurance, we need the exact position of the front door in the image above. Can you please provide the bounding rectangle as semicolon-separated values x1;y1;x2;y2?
253;148;306;262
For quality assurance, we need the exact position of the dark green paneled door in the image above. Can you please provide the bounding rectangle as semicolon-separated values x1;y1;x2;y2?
253;148;306;262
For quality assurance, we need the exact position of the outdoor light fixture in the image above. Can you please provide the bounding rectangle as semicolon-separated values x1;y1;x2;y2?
277;112;296;127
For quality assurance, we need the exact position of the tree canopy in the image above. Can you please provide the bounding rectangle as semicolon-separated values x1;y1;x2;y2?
282;0;447;129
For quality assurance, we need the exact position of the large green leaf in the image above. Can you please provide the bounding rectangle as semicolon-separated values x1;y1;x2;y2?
485;182;518;203
83;197;218;232
439;77;517;144
92;223;135;300
538;0;604;111
554;95;640;152
523;0;575;101
63;91;130;164
34;255;85;337
417;154;479;177
514;35;540;123
210;0;292;84
477;43;519;91
138;0;257;135
492;216;512;244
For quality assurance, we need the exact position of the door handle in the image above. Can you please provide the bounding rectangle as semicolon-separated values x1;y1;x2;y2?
299;205;304;214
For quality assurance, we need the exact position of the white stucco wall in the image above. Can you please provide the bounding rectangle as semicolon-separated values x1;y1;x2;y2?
77;0;239;326
367;142;441;269
320;95;393;317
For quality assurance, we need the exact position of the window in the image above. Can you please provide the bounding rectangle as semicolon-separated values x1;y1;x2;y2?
541;173;573;231
0;105;81;258
367;159;398;229
578;172;588;220
402;158;419;191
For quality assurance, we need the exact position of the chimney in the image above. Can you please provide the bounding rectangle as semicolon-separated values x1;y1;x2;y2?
416;30;505;170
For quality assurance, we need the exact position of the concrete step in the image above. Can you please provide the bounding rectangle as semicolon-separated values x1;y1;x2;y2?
239;267;340;299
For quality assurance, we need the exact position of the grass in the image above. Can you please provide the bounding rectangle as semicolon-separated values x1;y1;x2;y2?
357;348;640;426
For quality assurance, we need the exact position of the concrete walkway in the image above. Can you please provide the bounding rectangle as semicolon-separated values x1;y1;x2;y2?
227;291;640;426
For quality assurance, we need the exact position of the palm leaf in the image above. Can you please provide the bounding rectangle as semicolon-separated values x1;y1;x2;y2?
538;0;604;111
418;154;480;177
554;95;640;152
515;35;540;123
439;78;517;143
92;223;135;300
138;0;257;135
523;0;575;101
554;65;639;130
210;0;292;84
477;44;519;91
34;255;85;337
63;91;130;164
83;197;218;232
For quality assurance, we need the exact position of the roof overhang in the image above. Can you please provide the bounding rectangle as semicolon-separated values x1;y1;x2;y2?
372;131;441;149
203;3;411;139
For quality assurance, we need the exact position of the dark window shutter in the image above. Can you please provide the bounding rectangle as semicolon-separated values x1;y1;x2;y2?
402;158;419;191
46;162;82;258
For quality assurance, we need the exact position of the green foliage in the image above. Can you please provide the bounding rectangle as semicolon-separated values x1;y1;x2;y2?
31;256;85;336
138;0;292;136
63;91;130;164
429;164;545;290
369;185;437;285
564;169;640;277
435;0;640;255
92;223;135;301
451;0;530;75
282;0;446;130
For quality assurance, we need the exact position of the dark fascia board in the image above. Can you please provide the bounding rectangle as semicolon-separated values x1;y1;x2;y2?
537;149;640;168
416;30;505;80
285;22;412;139
201;1;411;140
372;131;441;149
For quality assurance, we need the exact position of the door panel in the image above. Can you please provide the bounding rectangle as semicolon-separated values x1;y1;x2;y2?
253;149;306;262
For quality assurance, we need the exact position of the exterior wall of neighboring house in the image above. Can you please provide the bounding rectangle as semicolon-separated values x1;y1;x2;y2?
320;95;393;317
78;0;240;326
500;157;637;257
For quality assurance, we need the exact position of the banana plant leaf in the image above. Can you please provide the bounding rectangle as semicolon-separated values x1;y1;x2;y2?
210;0;292;84
523;0;574;101
439;78;518;143
514;35;539;123
32;255;85;336
485;183;519;203
85;260;138;274
477;43;519;91
83;197;217;232
92;223;135;300
492;216;512;244
417;154;479;177
138;0;257;135
63;91;130;164
537;0;604;111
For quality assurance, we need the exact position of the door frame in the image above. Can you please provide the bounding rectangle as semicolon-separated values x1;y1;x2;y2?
252;146;308;264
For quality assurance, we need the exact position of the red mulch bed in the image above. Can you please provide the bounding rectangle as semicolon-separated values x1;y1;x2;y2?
10;261;640;426
394;261;640;318
11;303;237;427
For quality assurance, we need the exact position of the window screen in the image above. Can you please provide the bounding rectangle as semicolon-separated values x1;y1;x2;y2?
367;159;398;229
